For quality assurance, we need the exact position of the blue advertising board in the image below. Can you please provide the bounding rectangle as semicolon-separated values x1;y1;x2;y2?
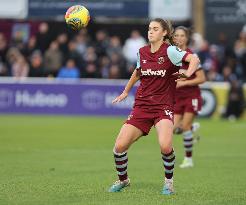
0;78;230;118
0;79;136;116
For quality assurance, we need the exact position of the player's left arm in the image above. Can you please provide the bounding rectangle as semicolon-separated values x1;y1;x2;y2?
182;53;201;78
177;69;206;87
167;46;200;79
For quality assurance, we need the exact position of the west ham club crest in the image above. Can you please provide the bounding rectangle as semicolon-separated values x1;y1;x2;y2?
158;57;165;64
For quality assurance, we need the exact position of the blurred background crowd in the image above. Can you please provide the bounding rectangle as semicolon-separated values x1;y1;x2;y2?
0;21;245;82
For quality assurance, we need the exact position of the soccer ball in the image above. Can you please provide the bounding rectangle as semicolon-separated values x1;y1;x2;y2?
65;5;90;30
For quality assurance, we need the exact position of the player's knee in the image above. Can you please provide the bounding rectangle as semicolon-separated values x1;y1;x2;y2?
160;145;173;155
114;143;128;154
182;123;191;131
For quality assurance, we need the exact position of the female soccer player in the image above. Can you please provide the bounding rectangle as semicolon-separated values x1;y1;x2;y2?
108;19;200;195
173;26;206;168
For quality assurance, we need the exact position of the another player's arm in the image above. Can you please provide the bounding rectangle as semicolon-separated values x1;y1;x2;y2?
112;69;140;104
177;69;206;88
182;54;201;78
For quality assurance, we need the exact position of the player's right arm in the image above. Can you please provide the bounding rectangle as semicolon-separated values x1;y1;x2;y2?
112;51;141;104
112;69;140;104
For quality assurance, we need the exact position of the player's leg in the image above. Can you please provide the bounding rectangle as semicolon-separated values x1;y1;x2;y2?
192;121;200;133
192;121;201;143
173;97;185;134
114;123;143;153
155;119;175;195
180;112;195;168
109;124;143;192
191;96;203;142
173;114;183;134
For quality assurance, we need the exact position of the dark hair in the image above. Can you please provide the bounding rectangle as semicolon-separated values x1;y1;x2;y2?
174;26;191;45
150;18;174;45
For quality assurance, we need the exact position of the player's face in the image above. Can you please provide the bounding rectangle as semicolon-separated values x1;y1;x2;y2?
148;21;167;43
173;29;188;47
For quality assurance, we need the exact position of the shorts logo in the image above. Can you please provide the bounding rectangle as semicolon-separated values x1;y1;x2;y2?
158;57;165;64
164;109;173;119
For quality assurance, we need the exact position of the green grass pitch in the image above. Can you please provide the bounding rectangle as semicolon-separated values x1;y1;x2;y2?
0;115;246;205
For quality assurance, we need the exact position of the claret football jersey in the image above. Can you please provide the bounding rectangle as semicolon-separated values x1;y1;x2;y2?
134;43;188;111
